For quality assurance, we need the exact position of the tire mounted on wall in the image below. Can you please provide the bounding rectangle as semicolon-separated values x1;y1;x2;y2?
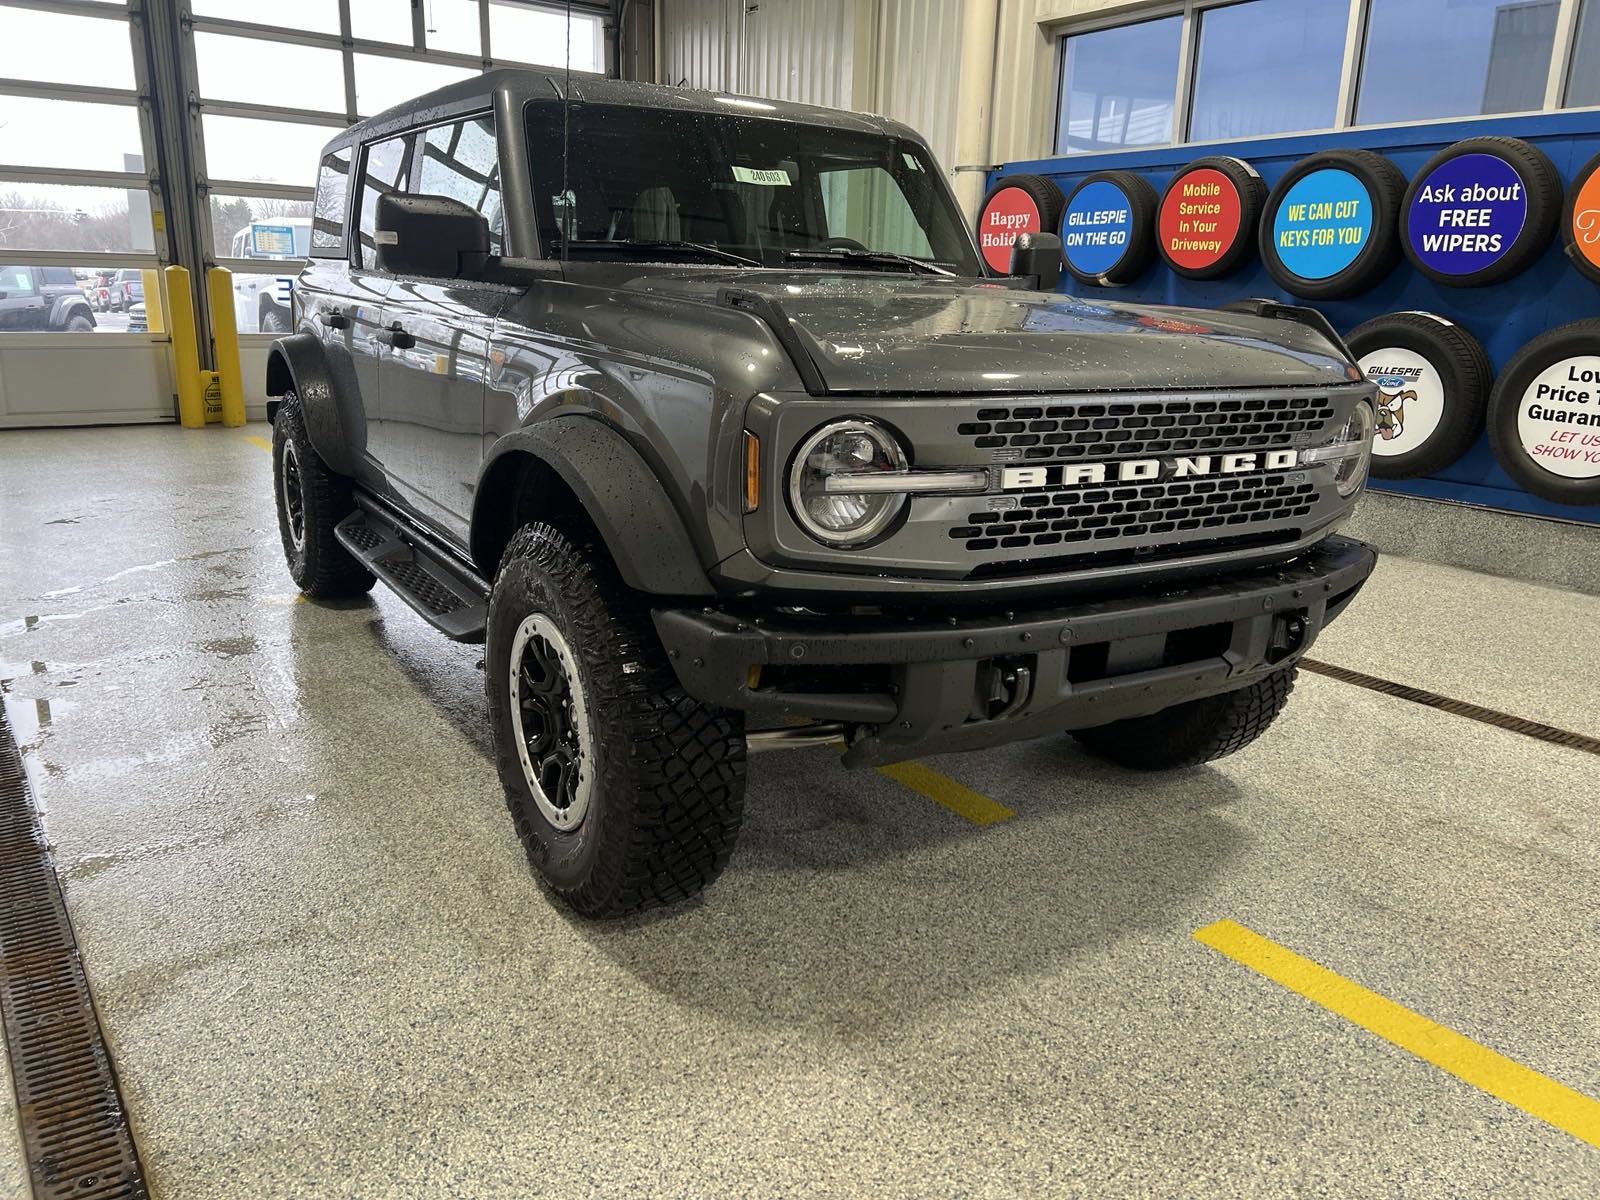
1156;156;1266;280
1060;169;1158;286
976;174;1066;275
1562;148;1600;285
1259;149;1407;300
1487;318;1600;506
1344;312;1493;479
1400;136;1562;287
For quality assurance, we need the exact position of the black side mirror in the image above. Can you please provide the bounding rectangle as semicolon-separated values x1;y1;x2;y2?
1009;231;1063;290
375;193;490;279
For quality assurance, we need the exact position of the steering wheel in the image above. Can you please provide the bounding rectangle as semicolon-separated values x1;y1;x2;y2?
819;237;868;252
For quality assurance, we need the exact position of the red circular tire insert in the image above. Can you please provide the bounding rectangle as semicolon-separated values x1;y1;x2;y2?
978;187;1044;273
1158;167;1244;272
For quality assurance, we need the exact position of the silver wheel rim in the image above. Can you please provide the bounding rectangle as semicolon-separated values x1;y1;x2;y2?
508;613;594;831
281;440;306;551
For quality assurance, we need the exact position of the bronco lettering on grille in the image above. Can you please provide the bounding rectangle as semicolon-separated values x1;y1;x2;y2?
999;449;1299;491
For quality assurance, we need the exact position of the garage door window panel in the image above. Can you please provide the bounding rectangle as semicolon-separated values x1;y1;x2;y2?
211;194;314;260
1357;0;1558;124
0;97;146;174
1056;16;1183;154
350;0;418;47
357;133;416;268
191;0;341;34
490;2;602;71
201;115;340;188
355;55;479;118
425;0;485;56
1188;0;1350;141
1;6;136;90
0;181;153;253
195;32;346;112
416;117;504;252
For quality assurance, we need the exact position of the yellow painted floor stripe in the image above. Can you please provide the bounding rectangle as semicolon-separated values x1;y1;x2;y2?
1195;918;1600;1149
876;760;1015;826
242;434;272;453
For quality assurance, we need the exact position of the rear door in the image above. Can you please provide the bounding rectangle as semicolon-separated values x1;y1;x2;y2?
375;113;508;540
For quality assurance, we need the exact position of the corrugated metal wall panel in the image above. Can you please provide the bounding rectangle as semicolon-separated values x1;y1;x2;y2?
872;0;963;168
990;0;1064;166
659;0;737;91
738;0;857;109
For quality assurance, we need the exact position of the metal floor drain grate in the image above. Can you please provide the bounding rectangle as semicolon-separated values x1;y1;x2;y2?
1302;659;1600;757
0;708;149;1199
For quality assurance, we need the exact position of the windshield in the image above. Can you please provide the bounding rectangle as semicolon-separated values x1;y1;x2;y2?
525;101;981;274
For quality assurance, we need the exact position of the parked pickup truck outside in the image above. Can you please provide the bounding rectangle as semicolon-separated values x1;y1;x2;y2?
266;72;1378;917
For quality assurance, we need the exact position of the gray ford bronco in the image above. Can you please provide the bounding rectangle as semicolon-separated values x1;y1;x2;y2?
266;71;1378;916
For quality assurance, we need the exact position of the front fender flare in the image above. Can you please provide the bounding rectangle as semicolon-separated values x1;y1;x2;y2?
478;417;715;597
264;333;366;477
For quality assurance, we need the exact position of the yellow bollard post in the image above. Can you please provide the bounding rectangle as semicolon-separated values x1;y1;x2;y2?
205;267;246;428
139;267;165;334
165;265;205;428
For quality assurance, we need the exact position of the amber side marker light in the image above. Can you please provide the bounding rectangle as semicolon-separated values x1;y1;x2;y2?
743;431;761;513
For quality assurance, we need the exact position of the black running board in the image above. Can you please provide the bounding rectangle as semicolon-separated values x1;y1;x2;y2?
334;501;489;642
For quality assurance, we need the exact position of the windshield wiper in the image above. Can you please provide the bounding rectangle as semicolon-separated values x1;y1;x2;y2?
555;238;761;267
783;248;954;276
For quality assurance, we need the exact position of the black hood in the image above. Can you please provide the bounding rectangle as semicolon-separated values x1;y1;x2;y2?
613;268;1355;395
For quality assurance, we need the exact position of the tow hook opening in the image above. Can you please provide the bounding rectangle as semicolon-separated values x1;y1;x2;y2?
976;657;1033;721
1267;612;1309;664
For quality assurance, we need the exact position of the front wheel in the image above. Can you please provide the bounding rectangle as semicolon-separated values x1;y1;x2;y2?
486;523;746;918
260;306;290;334
1071;667;1297;770
271;392;375;598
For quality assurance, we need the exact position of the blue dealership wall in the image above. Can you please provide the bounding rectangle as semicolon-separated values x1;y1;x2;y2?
992;109;1600;526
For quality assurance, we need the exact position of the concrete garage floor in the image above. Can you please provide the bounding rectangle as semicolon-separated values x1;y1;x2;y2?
1;424;1598;1199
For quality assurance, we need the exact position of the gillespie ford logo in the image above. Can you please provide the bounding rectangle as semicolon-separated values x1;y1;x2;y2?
999;448;1300;491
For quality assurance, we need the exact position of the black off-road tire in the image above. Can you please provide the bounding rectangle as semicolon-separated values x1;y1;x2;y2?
1158;155;1267;280
272;392;376;598
486;522;747;918
64;314;94;332
1072;667;1297;770
260;305;290;334
1260;149;1407;300
1400;136;1562;287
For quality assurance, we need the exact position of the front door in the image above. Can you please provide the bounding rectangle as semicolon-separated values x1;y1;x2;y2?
375;280;504;541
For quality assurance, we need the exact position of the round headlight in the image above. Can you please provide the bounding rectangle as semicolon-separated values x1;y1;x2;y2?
788;419;908;547
1333;400;1375;497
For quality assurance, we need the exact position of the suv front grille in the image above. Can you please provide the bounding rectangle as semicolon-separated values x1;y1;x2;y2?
949;472;1318;554
956;393;1337;463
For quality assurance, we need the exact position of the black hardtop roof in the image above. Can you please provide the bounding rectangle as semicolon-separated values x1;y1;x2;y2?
323;69;916;154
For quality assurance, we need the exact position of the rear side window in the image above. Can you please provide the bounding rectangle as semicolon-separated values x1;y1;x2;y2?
42;267;76;285
311;145;353;258
356;133;414;269
415;115;504;253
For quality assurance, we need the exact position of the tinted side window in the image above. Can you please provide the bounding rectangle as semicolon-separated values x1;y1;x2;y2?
1;267;37;295
416;115;503;253
311;145;353;258
356;133;414;269
42;267;76;285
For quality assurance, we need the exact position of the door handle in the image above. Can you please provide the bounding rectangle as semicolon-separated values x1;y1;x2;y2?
317;308;349;330
379;321;415;350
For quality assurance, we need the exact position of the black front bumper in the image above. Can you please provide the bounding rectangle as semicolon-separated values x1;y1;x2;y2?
653;536;1377;767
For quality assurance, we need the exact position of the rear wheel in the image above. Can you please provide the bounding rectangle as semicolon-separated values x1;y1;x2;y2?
64;314;93;332
486;522;746;918
260;305;289;334
271;392;375;598
1072;667;1297;769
